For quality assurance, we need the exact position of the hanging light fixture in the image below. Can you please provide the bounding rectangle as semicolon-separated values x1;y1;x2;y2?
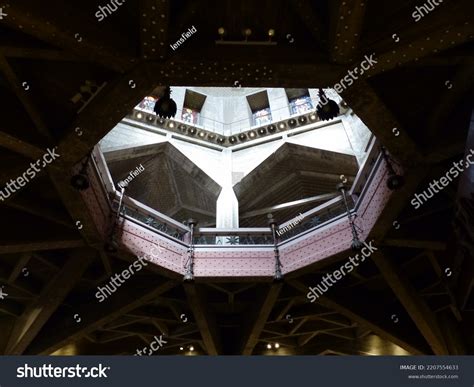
268;214;283;282
184;218;198;282
154;86;177;119
337;183;364;251
316;89;340;121
381;147;405;190
70;153;92;191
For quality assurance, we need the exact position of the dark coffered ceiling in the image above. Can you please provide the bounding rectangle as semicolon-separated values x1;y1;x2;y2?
0;0;472;356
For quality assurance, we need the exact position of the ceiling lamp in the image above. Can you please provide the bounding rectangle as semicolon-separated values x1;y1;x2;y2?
146;114;155;123
243;28;252;41
168;121;175;129
189;345;195;352
274;343;280;349
381;147;405;190
178;124;187;131
258;128;266;135
309;112;318;121
288;119;297;127
136;112;143;120
268;125;277;133
217;137;226;144
229;136;237;143
337;183;364;251
316;89;340;121
154;86;177;119
188;127;197;135
266;344;272;349
198;131;206;138
249;131;257;138
238;133;247;141
268;29;275;42
217;27;226;40
208;133;216;140
277;122;286;130
298;116;307;125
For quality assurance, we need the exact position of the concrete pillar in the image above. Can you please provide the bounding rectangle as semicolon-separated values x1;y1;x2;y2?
171;87;186;120
268;88;290;121
341;112;372;165
216;149;239;229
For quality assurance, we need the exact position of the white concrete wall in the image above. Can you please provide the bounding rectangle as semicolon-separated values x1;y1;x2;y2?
287;122;354;156
170;87;329;136
341;113;373;164
268;88;290;121
99;122;167;152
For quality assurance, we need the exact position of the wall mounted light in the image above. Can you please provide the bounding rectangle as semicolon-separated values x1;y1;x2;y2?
70;153;92;191
381;147;405;190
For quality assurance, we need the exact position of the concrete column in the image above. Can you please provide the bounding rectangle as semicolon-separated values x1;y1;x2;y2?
216;149;239;229
268;88;290;121
341;112;372;165
171;87;186;120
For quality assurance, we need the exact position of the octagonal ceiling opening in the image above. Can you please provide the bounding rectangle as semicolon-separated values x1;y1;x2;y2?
99;86;374;229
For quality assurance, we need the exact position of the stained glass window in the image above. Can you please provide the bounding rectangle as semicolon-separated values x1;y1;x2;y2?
136;96;157;113
252;107;272;126
181;107;199;124
289;95;313;115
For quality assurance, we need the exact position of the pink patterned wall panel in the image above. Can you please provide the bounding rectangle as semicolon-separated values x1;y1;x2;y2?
76;162;110;238
280;218;356;273
118;220;187;274
81;157;394;278
358;163;393;234
193;248;275;277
